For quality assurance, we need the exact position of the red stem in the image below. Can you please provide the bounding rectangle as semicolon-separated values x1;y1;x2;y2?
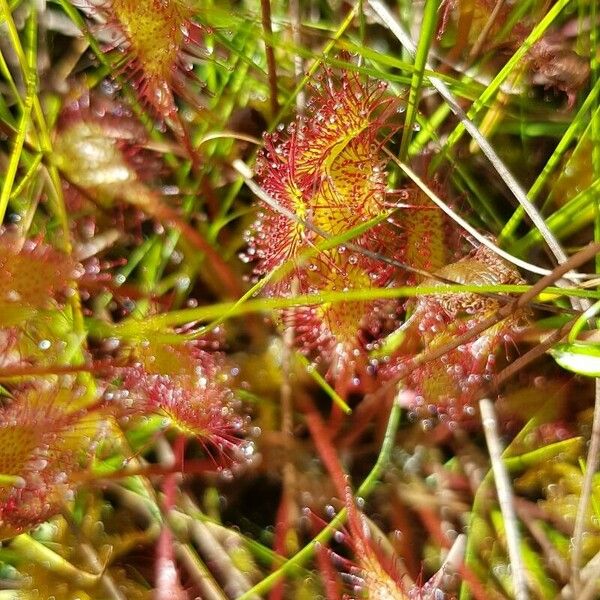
269;496;290;600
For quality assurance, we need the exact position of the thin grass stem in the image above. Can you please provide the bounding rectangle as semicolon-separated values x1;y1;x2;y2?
398;0;439;160
480;398;529;600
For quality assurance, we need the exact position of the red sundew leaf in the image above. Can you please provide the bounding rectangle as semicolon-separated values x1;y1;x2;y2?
423;246;525;324
244;157;307;278
384;246;527;425
0;235;79;326
302;402;451;599
323;501;445;600
0;386;106;539
249;69;397;278
246;68;405;376
292;71;395;187
312;141;387;236
396;187;454;281
279;252;400;369
75;0;207;117
112;347;247;459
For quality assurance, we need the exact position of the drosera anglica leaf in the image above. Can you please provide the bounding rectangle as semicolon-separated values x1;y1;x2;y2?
247;68;398;279
245;67;404;381
110;344;251;463
0;233;80;327
383;245;528;426
396;184;455;281
0;385;108;540
72;0;209;118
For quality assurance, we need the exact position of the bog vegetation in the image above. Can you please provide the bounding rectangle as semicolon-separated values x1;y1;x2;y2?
0;0;599;598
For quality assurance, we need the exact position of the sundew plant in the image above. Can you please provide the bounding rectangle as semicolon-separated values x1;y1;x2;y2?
0;0;600;598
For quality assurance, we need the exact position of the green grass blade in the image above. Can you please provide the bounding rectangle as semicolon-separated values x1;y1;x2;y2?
398;0;439;160
499;78;600;244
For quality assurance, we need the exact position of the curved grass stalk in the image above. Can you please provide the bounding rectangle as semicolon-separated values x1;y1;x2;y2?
87;281;600;341
87;263;600;343
386;153;583;278
174;497;309;578
337;39;477;91
503;437;585;474
272;45;416;87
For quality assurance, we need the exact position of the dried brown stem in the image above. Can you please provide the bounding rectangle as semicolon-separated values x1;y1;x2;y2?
260;0;279;118
480;398;529;600
492;317;578;389
469;0;506;59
